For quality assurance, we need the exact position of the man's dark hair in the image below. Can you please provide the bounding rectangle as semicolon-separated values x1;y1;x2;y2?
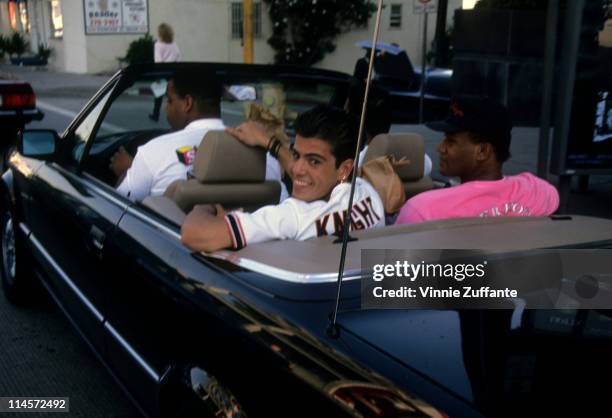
346;79;392;139
171;70;222;116
294;104;359;167
468;131;511;163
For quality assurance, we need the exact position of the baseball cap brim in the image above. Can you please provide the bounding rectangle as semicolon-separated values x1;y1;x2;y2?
425;120;464;133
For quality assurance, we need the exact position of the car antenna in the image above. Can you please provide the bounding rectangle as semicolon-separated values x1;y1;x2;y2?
327;0;384;339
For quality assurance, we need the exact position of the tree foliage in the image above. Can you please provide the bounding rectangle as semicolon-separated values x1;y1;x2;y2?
263;0;376;66
124;34;154;66
5;32;29;57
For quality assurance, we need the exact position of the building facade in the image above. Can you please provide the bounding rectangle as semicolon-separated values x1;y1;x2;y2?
0;0;461;74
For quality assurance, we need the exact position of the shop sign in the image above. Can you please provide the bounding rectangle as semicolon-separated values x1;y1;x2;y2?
84;0;148;34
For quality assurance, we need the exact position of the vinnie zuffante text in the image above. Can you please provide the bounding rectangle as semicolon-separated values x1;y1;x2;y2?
371;260;518;299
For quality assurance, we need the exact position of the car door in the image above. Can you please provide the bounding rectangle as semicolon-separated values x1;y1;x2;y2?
19;77;129;351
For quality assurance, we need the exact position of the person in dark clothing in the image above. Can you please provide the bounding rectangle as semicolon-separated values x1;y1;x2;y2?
353;49;371;81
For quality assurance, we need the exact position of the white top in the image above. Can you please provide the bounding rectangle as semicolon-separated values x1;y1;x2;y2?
358;145;433;177
117;118;287;202
117;119;225;202
224;177;385;249
154;41;181;63
266;154;289;201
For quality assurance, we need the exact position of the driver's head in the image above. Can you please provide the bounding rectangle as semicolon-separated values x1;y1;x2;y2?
427;97;512;180
165;70;222;130
290;105;359;202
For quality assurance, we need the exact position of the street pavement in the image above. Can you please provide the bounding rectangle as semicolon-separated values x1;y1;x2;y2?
0;291;139;417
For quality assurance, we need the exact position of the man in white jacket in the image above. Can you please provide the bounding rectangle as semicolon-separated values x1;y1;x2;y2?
181;105;385;252
110;70;224;202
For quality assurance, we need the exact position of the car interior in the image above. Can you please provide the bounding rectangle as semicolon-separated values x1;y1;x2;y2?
163;130;281;213
81;72;337;187
75;69;612;282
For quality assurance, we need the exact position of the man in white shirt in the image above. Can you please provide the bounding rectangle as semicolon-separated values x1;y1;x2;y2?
110;70;287;202
110;70;226;202
181;105;385;252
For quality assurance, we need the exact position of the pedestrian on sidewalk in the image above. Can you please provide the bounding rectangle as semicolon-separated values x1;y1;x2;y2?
150;23;181;122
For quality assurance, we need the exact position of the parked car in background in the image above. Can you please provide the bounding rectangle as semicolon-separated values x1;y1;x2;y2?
2;63;612;418
355;40;452;123
0;76;43;167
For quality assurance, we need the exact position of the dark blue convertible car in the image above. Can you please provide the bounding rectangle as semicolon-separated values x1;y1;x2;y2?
2;63;612;418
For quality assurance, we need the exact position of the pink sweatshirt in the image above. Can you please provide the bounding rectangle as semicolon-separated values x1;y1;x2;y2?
395;172;559;224
154;41;181;63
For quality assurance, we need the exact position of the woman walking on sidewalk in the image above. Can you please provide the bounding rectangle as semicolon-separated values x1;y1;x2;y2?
150;23;181;122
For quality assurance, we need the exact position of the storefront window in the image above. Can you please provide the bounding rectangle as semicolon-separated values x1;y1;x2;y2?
49;0;63;38
8;0;18;31
19;0;29;33
231;2;263;39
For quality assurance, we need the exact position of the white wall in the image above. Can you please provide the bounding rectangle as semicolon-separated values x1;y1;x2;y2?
19;0;463;74
318;0;463;73
85;34;142;73
149;0;273;64
58;0;87;73
0;2;9;36
150;0;228;62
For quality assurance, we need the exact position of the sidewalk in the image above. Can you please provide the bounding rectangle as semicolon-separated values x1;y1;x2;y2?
3;64;611;220
0;64;110;98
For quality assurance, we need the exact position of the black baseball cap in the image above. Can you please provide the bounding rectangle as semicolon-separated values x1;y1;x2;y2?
426;97;512;139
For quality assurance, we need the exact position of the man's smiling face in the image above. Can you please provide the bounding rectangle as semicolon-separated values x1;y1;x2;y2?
290;135;351;202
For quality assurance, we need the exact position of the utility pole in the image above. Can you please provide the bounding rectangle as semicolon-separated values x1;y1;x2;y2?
243;0;254;63
419;10;428;124
433;0;448;67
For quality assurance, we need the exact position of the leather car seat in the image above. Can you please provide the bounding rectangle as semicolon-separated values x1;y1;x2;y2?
164;130;281;213
362;133;433;199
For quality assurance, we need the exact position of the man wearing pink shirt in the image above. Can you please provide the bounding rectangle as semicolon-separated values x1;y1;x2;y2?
395;97;559;225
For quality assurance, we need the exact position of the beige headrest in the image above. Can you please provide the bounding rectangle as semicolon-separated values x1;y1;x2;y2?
363;133;425;181
192;130;266;183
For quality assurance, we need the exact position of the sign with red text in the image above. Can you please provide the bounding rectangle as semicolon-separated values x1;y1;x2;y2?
413;0;438;14
84;0;148;34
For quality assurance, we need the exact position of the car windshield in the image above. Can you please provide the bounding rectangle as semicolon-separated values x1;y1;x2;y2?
79;65;347;188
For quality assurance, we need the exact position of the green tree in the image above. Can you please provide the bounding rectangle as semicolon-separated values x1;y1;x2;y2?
6;32;28;58
123;34;154;66
263;0;376;66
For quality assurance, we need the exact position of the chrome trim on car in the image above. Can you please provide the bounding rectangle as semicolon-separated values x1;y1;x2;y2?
18;222;31;237
104;321;160;382
208;251;364;284
126;207;182;240
28;231;104;322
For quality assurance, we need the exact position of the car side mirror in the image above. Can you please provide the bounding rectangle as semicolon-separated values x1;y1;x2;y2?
18;129;59;159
